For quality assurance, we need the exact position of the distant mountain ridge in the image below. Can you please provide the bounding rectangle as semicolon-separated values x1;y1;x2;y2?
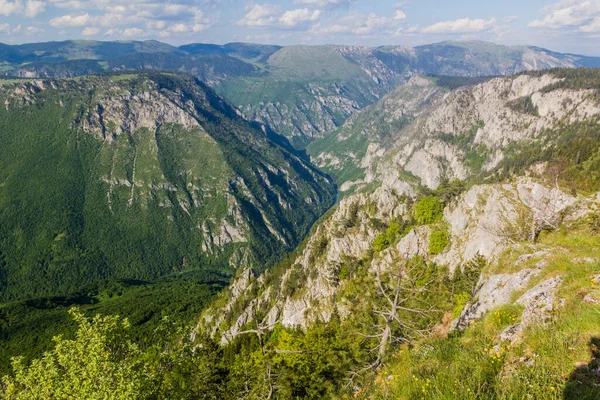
2;39;598;148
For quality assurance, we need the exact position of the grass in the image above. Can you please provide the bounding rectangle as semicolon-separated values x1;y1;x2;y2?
365;223;600;399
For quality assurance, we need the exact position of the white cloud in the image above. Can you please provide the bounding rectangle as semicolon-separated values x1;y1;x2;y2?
529;0;600;29
192;23;210;32
25;25;43;34
123;27;144;37
312;12;396;35
24;0;45;17
0;0;45;17
280;8;321;27
238;4;280;27
44;0;217;39
50;0;84;9
168;23;189;33
0;1;23;17
394;10;406;21
49;13;91;27
81;26;100;36
422;17;498;34
238;4;321;29
580;16;600;32
146;20;166;30
293;0;352;9
0;22;10;33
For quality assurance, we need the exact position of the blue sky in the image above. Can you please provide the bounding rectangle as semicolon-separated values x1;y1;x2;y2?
0;0;599;55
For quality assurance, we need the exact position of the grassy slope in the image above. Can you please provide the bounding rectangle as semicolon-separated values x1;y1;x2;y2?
367;223;600;399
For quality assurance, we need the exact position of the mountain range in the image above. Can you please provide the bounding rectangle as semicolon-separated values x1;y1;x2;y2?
2;39;600;148
0;39;599;399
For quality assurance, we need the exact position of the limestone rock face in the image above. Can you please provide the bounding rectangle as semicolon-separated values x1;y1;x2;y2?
200;176;598;343
500;276;565;342
436;179;577;271
310;72;600;194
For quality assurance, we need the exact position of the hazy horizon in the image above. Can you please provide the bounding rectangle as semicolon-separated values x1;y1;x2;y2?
3;37;600;59
0;1;599;56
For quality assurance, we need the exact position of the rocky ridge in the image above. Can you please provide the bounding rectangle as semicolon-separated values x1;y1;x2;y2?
200;177;598;344
310;71;600;193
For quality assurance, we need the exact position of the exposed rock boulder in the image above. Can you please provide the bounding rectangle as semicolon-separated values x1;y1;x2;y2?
500;276;564;342
458;267;541;329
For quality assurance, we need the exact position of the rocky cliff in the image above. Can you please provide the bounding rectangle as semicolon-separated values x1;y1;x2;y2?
310;69;600;194
200;69;600;355
201;178;598;343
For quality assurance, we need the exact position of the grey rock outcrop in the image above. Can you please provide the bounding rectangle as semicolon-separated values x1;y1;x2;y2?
458;268;541;329
500;276;564;342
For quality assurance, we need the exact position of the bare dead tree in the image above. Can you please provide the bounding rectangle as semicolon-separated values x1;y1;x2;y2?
236;302;280;400
368;258;441;368
346;253;442;390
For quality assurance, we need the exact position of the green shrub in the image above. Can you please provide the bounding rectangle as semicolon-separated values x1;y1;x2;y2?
386;221;402;239
507;95;539;116
372;221;405;252
308;235;329;265
452;291;471;318
337;263;350;280
415;196;444;224
429;230;449;255
372;233;390;252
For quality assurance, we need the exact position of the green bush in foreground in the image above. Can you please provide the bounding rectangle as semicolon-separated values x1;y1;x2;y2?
2;309;151;400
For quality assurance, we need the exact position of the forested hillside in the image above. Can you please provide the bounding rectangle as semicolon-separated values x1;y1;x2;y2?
0;72;335;303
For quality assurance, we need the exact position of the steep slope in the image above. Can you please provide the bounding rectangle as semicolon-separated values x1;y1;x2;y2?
2;40;598;148
198;173;600;398
306;75;447;186
194;69;600;398
310;69;600;194
201;178;593;336
0;72;336;302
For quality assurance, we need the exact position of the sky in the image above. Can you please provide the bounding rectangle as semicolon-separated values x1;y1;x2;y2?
0;0;600;56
